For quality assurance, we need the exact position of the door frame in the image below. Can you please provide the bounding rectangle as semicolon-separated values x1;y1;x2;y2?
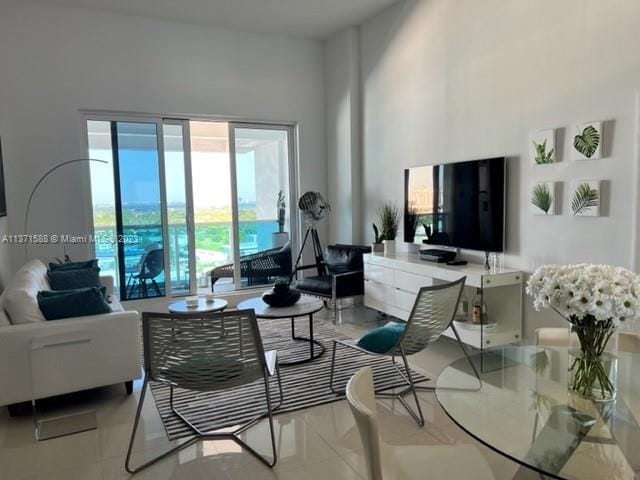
82;111;300;297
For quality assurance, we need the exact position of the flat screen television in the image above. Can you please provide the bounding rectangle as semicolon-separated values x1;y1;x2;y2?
404;157;506;252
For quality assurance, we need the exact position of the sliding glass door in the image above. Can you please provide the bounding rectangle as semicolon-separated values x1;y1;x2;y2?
87;115;296;299
230;125;293;288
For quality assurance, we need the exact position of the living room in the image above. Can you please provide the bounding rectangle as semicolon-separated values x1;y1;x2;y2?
1;0;639;479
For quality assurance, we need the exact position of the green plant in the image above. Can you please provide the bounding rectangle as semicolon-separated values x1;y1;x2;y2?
531;183;553;214
274;278;289;286
533;138;554;164
378;203;399;241
571;182;599;215
372;223;382;243
276;190;286;233
573;125;600;158
405;206;420;240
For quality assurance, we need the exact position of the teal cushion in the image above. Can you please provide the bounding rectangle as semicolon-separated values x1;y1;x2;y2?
356;322;406;354
37;287;111;321
49;259;99;271
47;267;101;290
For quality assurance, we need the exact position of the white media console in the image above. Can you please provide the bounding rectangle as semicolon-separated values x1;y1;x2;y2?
363;252;523;350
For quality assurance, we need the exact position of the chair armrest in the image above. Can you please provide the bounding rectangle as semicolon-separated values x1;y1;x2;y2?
331;270;365;299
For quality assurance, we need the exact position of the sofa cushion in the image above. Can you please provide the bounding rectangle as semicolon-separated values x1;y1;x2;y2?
37;287;111;321
48;267;101;291
48;259;98;271
4;260;48;324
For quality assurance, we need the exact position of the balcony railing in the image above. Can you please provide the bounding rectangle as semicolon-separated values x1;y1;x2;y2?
94;219;283;293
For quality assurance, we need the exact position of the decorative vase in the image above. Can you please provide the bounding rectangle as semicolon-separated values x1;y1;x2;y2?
568;315;618;402
383;239;396;256
262;283;301;307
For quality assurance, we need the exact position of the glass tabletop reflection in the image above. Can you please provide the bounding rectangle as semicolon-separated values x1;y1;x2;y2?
436;346;640;480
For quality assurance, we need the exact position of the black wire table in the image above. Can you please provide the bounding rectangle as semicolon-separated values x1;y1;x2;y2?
237;295;325;366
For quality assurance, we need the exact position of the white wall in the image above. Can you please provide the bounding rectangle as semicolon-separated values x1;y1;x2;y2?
325;27;362;244
327;0;640;338
0;0;326;274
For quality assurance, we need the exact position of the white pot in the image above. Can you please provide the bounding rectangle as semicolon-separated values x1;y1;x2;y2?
371;243;384;254
383;239;396;256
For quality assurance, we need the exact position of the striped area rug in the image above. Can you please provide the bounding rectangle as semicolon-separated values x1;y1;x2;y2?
150;317;428;440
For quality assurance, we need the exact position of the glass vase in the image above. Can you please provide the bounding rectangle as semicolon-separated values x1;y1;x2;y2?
568;316;618;402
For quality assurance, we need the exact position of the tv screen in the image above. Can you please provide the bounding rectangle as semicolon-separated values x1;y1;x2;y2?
404;157;505;252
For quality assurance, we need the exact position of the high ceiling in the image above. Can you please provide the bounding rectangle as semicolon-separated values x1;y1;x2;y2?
28;0;399;39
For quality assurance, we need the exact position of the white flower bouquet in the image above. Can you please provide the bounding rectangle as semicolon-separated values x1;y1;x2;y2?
527;264;640;401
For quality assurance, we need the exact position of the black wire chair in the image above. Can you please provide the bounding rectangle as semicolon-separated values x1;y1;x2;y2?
128;248;164;298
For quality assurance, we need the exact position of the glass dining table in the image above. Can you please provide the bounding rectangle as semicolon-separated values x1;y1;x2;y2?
436;345;640;480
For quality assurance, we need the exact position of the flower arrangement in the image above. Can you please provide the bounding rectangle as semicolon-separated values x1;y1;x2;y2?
527;263;640;401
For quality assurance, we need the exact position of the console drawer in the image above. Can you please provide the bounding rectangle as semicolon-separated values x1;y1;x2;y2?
395;270;432;293
395;288;417;312
364;264;394;286
364;279;394;305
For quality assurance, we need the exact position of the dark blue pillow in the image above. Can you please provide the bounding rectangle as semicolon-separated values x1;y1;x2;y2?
37;287;111;321
47;267;101;290
49;259;98;271
356;322;406;354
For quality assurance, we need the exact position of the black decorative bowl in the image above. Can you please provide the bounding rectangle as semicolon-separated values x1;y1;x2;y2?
262;286;301;308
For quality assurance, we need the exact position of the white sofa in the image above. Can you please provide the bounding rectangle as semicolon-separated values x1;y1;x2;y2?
0;260;141;411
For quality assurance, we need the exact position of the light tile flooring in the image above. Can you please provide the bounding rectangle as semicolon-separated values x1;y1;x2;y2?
0;307;531;480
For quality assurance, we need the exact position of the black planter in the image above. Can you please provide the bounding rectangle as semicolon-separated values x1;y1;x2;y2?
262;285;301;307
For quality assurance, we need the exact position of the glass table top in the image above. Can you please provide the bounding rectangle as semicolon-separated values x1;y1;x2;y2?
436;346;640;480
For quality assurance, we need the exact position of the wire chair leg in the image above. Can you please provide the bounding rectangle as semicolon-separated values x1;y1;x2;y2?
397;346;425;427
450;324;482;388
125;375;199;475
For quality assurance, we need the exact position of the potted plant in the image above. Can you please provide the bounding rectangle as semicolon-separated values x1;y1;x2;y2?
272;190;289;248
379;202;399;256
371;223;384;253
404;206;420;248
527;264;640;401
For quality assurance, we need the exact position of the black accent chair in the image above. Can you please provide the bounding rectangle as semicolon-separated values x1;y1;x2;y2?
296;244;371;320
210;243;292;291
128;248;164;298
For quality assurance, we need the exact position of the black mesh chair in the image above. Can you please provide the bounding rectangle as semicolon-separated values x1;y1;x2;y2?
128;248;164;298
210;244;292;290
296;244;371;320
126;310;283;474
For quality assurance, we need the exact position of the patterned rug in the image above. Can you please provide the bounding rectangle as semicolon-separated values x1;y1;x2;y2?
150;317;429;440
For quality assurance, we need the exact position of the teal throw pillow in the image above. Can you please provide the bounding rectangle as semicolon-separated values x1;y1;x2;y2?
356;322;406;354
47;267;101;290
37;287;111;321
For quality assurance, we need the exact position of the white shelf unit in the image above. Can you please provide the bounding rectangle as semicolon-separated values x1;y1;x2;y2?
363;252;523;350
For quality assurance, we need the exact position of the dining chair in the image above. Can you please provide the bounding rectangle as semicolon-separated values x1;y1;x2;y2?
330;277;480;426
128;248;164;298
346;367;495;480
125;309;283;474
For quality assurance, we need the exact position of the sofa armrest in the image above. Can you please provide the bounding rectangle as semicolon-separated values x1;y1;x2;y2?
100;275;115;296
0;311;141;406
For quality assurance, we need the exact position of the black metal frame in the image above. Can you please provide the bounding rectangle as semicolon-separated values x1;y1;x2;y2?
282;313;326;365
328;279;482;427
290;224;326;281
125;311;284;474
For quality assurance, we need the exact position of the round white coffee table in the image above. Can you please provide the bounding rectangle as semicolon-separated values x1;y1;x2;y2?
168;298;228;314
237;295;325;365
